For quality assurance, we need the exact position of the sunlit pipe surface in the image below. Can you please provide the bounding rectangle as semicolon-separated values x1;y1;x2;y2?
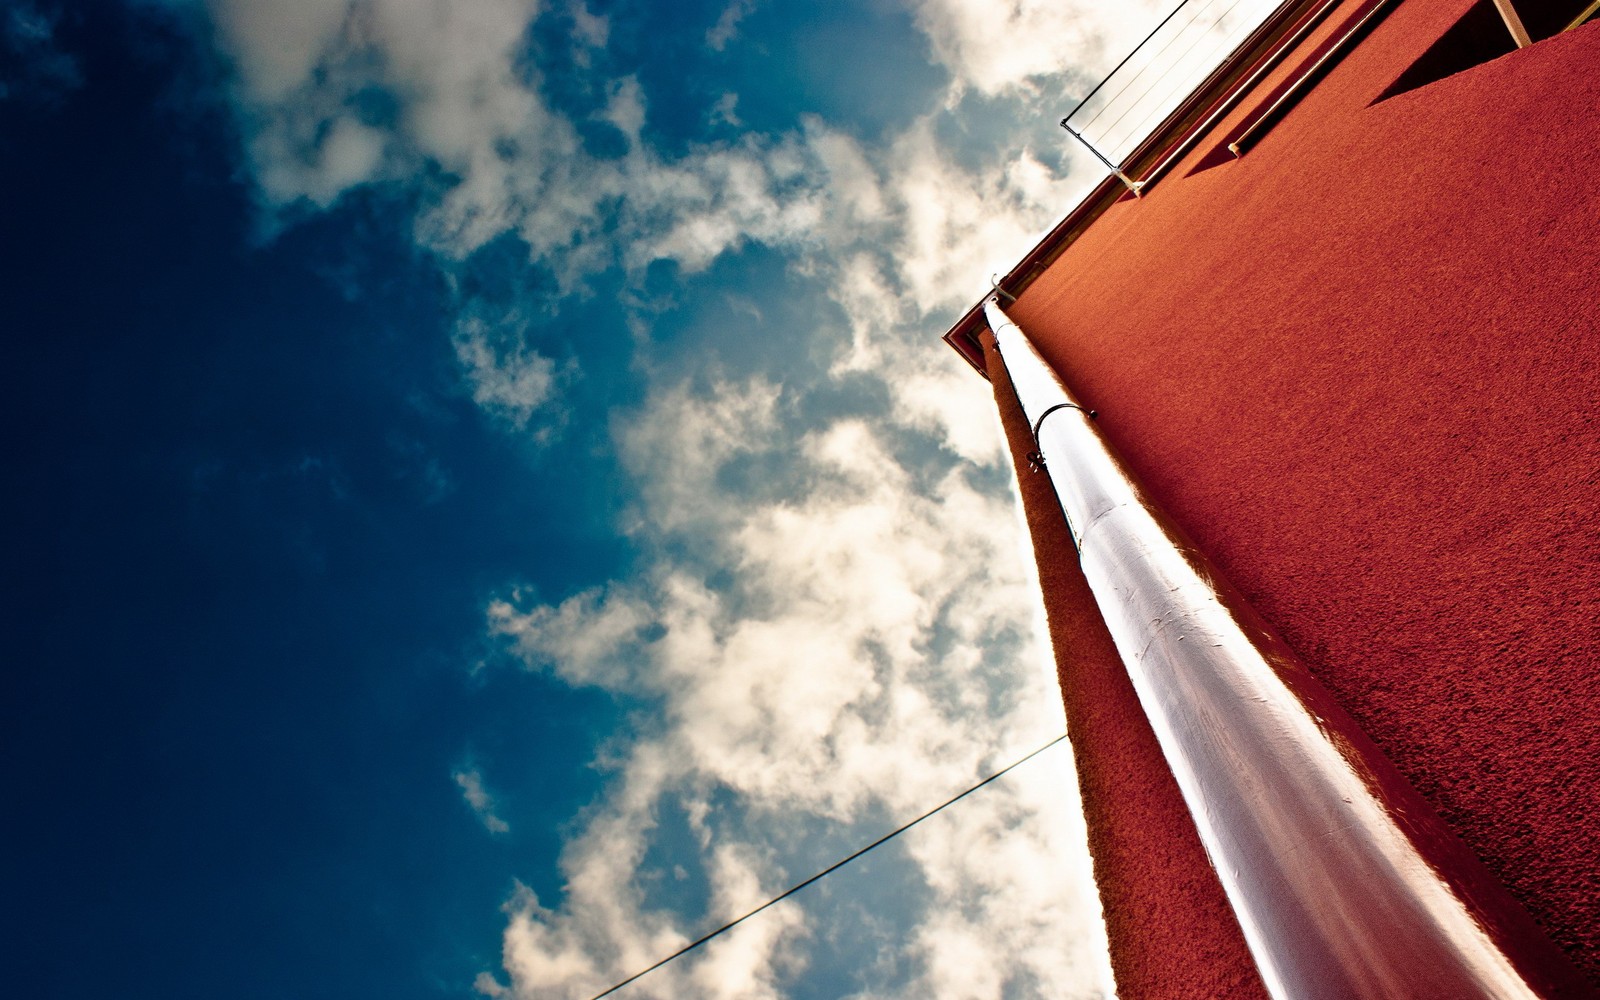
985;301;1595;1000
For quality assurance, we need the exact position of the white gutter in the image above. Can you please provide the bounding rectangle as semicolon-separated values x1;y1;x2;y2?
985;299;1595;1000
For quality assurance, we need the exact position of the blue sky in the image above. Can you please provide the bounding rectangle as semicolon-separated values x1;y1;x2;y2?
0;1;1175;997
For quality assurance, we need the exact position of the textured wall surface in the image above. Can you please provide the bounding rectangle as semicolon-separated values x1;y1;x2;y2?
1001;0;1600;990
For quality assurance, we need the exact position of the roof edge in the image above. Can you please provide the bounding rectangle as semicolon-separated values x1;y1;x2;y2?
941;0;1337;376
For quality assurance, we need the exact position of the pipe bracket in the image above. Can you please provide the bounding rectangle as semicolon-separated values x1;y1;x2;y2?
1032;402;1097;447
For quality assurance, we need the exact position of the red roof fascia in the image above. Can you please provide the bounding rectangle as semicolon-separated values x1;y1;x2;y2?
941;173;1126;380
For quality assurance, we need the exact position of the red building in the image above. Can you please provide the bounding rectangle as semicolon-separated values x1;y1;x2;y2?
942;1;1600;996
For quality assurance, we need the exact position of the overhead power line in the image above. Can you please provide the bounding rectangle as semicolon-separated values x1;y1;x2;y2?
588;731;1071;1000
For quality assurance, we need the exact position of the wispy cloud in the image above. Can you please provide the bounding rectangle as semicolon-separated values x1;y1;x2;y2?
600;75;646;145
706;0;760;52
455;767;511;835
570;2;609;51
1;3;82;105
452;309;567;437
709;91;742;129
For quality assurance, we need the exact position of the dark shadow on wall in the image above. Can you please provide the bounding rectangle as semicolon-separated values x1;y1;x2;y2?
1183;0;1397;177
1375;0;1590;102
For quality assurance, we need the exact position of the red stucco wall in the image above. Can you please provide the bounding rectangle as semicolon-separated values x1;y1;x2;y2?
1002;0;1600;991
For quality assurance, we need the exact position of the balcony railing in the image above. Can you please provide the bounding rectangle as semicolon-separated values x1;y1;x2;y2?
1061;0;1290;190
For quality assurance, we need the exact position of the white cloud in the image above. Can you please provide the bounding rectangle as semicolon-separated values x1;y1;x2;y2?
182;1;1163;995
455;767;512;834
908;0;1159;98
706;0;759;52
204;0;596;261
205;0;350;103
612;376;780;536
889;362;1007;466
489;584;655;690
884;122;1065;315
193;0;1118;454
482;376;1111;998
709;92;742;129
601;75;646;145
570;2;609;50
452;312;564;434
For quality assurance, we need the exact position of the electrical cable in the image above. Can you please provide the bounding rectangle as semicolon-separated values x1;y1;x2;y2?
585;731;1071;1000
